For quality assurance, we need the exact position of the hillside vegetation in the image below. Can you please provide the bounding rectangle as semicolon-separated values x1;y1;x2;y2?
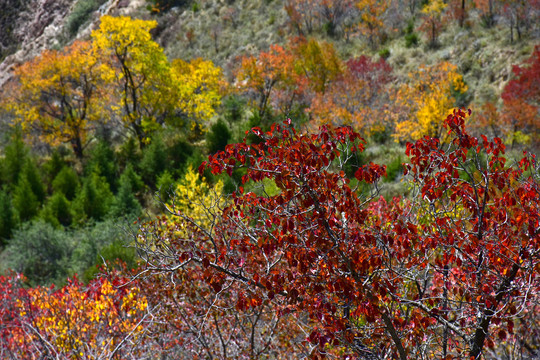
0;0;539;358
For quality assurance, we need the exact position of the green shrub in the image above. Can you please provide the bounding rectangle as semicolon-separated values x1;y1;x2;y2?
117;137;141;169
12;176;40;222
405;33;419;48
156;170;175;203
66;0;106;37
140;135;168;187
110;170;142;218
21;159;45;203
0;188;15;244
71;170;113;223
1;129;28;186
384;156;404;182
86;141;118;192
379;48;391;59
52;166;80;201
223;95;245;125
72;219;134;282
4;221;71;286
207;119;232;154
42;148;69;184
83;241;137;282
40;192;72;228
167;138;193;172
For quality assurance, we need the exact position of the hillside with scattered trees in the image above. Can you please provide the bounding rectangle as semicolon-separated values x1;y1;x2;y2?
0;0;539;358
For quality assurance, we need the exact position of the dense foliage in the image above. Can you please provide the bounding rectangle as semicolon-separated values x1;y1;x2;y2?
0;2;539;358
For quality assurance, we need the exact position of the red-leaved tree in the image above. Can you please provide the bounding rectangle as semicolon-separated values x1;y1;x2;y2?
135;111;539;359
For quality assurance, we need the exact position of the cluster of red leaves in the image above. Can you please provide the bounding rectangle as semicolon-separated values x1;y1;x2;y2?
190;111;538;358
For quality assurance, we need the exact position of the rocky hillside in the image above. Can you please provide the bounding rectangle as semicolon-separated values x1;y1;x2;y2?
1;0;538;108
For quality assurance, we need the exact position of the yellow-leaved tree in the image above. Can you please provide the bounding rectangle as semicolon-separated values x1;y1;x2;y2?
8;41;113;158
92;16;225;145
166;166;226;231
171;58;224;128
91;16;176;146
393;62;467;141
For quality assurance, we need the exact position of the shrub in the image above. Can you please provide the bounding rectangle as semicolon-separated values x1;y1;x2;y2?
3;221;71;286
378;48;391;59
206;119;232;154
71;170;113;223
140;135;168;187
0;188;15;244
86;141;118;192
1;129;28;186
12;176;40;222
66;0;107;37
39;192;72;228
110;171;142;218
405;32;419;47
52;166;80;201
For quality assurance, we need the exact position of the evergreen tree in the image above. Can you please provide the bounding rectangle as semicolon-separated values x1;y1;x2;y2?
117;136;141;169
21;159;46;203
207;119;232;154
12;176;39;223
40;192;72;228
2;129;28;186
86;141;118;192
110;175;142;218
52;166;80;201
140;135;168;187
72;170;113;223
0;188;16;244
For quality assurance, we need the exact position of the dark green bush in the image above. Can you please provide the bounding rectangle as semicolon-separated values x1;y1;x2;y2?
86;141;118;192
12;176;40;222
0;188;15;244
156;170;175;203
52;166;80;201
167;138;193;172
140;135;168;187
71;170;113;223
405;33;419;48
110;171;142;218
66;0;101;36
66;0;107;37
40;192;72;228
207;119;232;154
384;156;404;182
4;221;71;286
379;48;391;59
1;130;28;186
21;159;45;203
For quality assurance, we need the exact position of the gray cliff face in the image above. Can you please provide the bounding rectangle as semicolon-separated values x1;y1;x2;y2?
0;0;74;87
0;0;141;88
